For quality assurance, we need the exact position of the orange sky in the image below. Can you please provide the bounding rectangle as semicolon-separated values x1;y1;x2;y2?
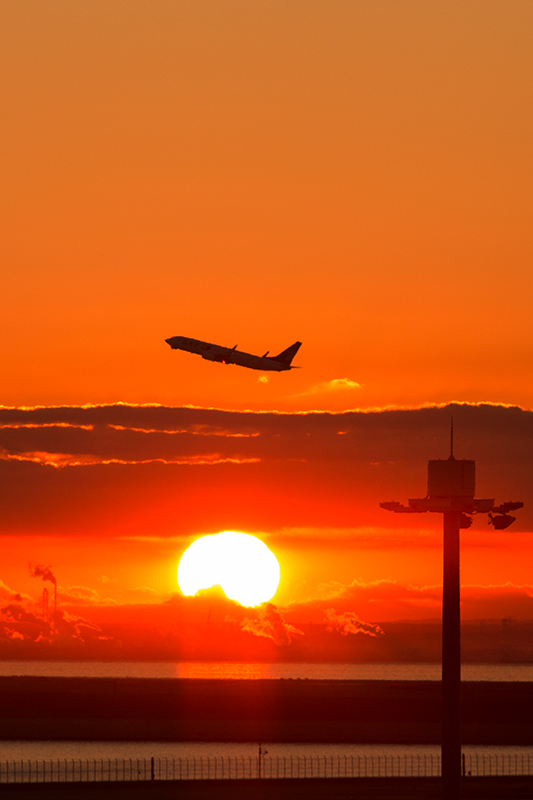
1;3;532;651
1;1;532;411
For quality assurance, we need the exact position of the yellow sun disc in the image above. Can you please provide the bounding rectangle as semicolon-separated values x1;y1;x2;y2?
177;531;280;607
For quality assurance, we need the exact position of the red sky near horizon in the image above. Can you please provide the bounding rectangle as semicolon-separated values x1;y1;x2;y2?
1;403;532;639
1;2;532;646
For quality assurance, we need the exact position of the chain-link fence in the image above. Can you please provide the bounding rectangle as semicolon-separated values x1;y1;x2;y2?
0;751;531;784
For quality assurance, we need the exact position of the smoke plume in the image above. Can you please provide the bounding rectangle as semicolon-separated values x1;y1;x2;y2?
55;609;105;641
3;628;24;641
29;563;57;586
241;603;303;646
324;608;383;637
1;603;42;624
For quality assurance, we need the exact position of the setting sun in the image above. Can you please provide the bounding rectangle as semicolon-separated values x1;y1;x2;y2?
177;531;280;607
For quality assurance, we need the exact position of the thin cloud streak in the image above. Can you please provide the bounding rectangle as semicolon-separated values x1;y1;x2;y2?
108;424;260;438
0;449;260;469
1;400;530;415
0;423;94;431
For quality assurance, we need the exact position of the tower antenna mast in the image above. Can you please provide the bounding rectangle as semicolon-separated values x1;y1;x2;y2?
450;417;454;459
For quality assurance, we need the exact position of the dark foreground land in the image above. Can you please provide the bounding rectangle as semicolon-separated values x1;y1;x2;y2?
3;679;531;798
1;676;532;744
2;777;533;800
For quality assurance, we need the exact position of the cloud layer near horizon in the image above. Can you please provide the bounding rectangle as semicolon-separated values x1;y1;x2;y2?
0;402;532;536
1;402;532;627
3;576;533;652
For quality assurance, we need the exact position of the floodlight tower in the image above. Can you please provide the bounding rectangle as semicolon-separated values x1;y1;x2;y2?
380;421;523;800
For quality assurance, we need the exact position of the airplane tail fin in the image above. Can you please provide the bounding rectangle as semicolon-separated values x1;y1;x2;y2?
271;341;302;366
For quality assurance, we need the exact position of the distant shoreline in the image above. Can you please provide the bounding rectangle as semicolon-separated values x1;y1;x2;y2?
0;659;531;682
3;618;533;665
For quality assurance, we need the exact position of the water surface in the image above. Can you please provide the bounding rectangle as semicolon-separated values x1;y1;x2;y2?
1;661;531;681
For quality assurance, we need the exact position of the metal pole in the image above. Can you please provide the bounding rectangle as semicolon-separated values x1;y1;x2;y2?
442;510;461;799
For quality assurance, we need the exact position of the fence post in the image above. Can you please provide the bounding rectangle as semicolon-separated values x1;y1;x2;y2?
151;756;155;781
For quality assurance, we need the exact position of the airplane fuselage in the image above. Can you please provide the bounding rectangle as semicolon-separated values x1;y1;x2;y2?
165;336;301;372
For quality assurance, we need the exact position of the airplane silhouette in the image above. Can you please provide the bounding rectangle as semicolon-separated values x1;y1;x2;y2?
165;336;302;372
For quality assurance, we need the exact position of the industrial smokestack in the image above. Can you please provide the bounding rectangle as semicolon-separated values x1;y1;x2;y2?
42;588;49;626
30;563;57;635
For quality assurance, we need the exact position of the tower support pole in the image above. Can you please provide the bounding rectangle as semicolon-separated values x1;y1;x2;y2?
380;441;523;800
442;510;461;799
